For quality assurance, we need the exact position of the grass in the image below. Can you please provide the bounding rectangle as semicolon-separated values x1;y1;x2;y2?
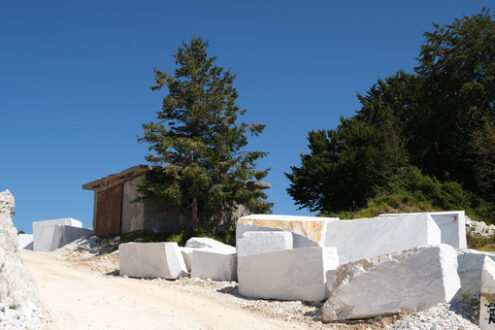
467;233;495;251
9;304;18;310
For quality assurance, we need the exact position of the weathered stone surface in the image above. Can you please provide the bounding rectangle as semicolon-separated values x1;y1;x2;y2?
237;214;339;248
479;257;495;329
18;234;33;250
322;244;460;322
325;214;441;264
119;242;187;279
191;249;237;281
237;231;293;257
185;237;236;253
238;247;339;302
379;211;467;248
33;218;83;252
0;190;40;306
457;249;495;297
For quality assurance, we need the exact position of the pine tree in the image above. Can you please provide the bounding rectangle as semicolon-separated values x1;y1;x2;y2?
138;37;271;231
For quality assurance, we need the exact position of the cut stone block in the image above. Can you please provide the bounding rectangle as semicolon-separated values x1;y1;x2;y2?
379;211;467;248
237;231;292;257
325;214;441;264
54;225;93;248
480;257;495;329
119;242;187;279
322;244;460;322
191;249;237;281
237;214;339;248
185;237;236;253
18;234;33;250
238;247;339;302
33;218;83;252
179;247;194;272
457;249;495;297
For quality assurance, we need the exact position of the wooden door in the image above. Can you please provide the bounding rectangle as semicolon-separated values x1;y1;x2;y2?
95;184;123;235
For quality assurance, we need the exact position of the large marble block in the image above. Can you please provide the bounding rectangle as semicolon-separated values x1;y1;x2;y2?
322;244;460;322
119;242;187;279
191;249;237;281
379;211;467;248
18;234;33;250
237;231;292;257
238;247;339;302
33;218;85;252
480;257;495;329
325;214;441;264
237;214;339;248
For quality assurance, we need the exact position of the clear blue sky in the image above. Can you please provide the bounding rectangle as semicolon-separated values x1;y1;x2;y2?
0;1;491;233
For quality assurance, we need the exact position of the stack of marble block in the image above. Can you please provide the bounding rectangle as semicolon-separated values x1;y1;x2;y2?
235;212;467;307
118;211;472;321
119;237;238;281
32;218;93;252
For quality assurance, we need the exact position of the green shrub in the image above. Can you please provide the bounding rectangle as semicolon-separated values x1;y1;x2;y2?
326;167;495;224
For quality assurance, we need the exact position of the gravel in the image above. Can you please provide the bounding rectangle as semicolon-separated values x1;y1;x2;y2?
0;298;48;330
386;303;478;330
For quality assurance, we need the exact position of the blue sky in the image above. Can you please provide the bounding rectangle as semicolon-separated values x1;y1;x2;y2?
0;1;491;233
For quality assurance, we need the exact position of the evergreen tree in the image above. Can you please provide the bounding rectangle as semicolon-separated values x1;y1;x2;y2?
138;37;270;231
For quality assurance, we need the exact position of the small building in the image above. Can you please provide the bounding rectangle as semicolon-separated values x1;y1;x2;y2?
82;165;270;236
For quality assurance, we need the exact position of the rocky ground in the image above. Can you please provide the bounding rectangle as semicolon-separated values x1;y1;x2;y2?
41;236;479;329
466;216;495;237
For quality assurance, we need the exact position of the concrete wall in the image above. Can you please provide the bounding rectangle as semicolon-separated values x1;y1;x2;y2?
121;177;146;233
118;174;250;234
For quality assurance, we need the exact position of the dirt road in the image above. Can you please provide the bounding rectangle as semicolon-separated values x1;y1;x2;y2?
21;251;305;330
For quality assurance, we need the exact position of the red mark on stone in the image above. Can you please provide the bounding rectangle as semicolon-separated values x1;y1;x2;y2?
454;216;457;222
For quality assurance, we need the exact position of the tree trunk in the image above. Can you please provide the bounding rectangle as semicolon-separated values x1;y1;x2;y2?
191;198;198;232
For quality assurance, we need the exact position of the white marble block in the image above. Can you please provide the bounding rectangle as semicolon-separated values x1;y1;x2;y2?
238;247;339;302
185;237;236;253
457;249;495;297
480;257;495;329
379;211;467;248
322;244;460;322
325;214;441;264
237;214;339;248
18;234;33;250
237;231;292;257
33;218;85;252
191;249;237;281
119;242;187;279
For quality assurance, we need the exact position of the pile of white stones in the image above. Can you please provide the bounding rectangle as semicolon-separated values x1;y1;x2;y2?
118;210;495;327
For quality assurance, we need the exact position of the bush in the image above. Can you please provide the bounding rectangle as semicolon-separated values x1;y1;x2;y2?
326;167;495;224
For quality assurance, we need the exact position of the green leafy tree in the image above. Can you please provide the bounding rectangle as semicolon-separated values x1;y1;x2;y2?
138;37;270;231
412;8;495;201
287;9;495;215
286;116;408;212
